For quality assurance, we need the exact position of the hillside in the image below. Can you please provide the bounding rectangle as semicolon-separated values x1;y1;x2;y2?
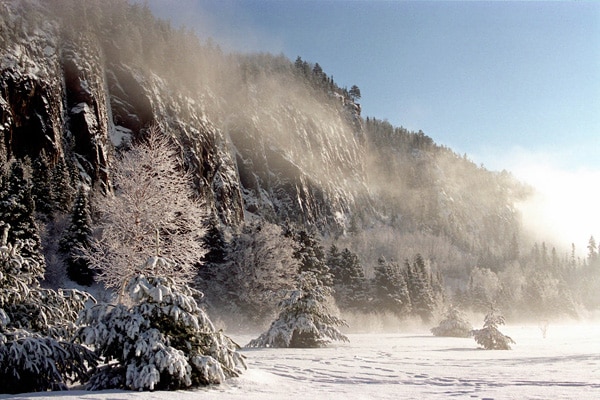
1;0;598;323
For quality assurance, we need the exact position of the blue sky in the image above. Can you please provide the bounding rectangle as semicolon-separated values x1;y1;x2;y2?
146;0;599;246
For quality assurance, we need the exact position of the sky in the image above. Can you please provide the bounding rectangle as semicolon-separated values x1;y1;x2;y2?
144;0;600;249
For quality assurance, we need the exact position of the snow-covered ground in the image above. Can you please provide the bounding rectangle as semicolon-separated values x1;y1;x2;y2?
2;324;599;399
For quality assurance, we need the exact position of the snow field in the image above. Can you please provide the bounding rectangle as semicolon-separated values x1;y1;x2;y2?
2;324;599;400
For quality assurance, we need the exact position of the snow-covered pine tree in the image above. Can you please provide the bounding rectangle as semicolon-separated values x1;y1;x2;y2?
246;271;349;348
0;160;44;267
51;157;75;213
0;223;97;393
293;229;332;287
371;256;411;316
431;304;473;337
472;308;515;350
331;247;368;311
31;152;54;219
406;254;437;323
60;187;94;286
80;126;207;294
77;257;246;391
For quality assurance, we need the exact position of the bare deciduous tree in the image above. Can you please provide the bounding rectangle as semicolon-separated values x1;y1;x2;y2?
82;127;207;295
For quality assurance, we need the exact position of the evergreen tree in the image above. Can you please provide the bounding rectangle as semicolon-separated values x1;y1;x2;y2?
472;308;515;350
31;153;54;219
293;229;332;287
51;157;75;213
335;248;368;310
77;257;246;391
371;256;411;316
587;236;597;263
349;84;361;101
405;254;437;322
246;272;348;348
196;215;228;294
326;244;342;281
0;160;43;266
0;224;97;393
431;305;472;337
59;187;94;286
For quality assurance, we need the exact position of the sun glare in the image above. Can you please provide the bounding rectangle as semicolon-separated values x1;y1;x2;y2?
515;164;600;255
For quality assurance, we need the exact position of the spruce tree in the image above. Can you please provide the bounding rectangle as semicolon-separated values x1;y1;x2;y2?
51;158;75;213
0;223;97;393
293;229;332;287
60;187;94;286
77;258;246;391
406;254;437;323
332;248;368;310
472;308;515;350
197;215;228;288
0;160;43;266
31;153;54;219
246;272;349;348
371;256;411;315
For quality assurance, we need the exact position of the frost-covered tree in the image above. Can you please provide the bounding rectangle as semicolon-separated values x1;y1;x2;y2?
77;257;246;391
467;266;501;311
431;305;472;337
472;308;515;350
81;127;207;295
220;220;298;323
60;187;94;286
246;272;348;348
0;224;96;393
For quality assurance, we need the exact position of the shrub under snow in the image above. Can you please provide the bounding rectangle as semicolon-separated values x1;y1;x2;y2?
431;305;473;337
77;257;246;391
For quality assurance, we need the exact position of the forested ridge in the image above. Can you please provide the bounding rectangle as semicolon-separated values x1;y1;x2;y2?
0;0;599;391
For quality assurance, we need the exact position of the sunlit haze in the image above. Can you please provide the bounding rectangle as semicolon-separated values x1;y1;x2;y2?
144;0;600;247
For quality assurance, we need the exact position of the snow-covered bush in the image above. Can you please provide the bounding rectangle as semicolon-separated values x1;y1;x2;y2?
471;308;515;350
0;224;97;393
431;305;472;337
246;272;348;348
77;257;246;391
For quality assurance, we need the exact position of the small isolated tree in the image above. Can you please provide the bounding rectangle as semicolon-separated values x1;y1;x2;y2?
349;84;361;101
81;127;206;294
246;272;348;348
431;305;472;337
472;308;515;350
0;224;97;393
77;257;246;391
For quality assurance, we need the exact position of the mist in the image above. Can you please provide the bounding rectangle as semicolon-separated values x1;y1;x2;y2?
496;150;600;257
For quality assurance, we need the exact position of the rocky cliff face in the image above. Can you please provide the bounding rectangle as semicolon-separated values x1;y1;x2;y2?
0;0;368;232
